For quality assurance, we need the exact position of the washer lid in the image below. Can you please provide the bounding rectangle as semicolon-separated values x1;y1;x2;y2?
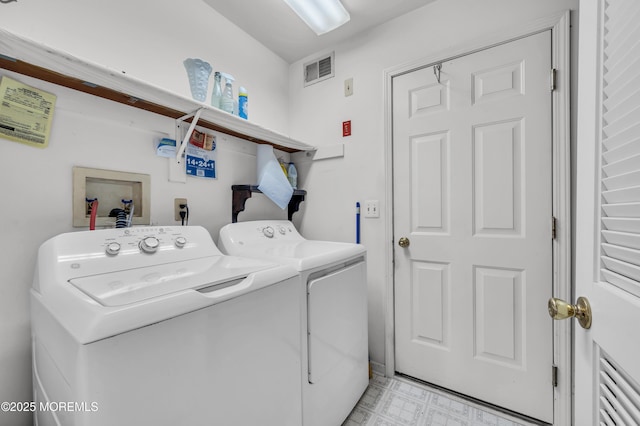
70;255;270;306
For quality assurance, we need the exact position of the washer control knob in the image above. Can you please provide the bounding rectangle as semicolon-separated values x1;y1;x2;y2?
278;225;286;235
175;236;187;248
105;242;121;256
139;236;160;253
263;226;275;238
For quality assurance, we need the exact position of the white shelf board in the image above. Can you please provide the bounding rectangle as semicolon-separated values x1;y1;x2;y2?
0;28;314;153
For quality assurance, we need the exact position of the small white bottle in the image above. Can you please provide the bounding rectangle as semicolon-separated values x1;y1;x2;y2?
219;73;235;114
287;162;298;189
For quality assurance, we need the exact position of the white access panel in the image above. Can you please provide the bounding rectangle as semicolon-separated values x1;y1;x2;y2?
306;261;368;425
307;261;367;384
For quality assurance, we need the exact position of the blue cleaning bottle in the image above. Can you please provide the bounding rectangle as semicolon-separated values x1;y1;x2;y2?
238;86;248;119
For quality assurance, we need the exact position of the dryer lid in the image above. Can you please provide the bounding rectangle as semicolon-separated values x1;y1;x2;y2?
246;240;365;271
218;220;365;271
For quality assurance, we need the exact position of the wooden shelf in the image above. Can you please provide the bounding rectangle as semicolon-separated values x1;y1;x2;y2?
0;29;314;153
232;185;306;223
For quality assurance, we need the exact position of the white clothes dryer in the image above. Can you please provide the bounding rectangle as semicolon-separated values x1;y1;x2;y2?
218;220;368;426
31;226;302;426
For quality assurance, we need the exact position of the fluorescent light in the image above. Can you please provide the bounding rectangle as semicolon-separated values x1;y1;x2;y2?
284;0;350;35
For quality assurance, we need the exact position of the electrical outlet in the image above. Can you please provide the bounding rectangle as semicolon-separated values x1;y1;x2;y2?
364;200;379;218
174;198;187;221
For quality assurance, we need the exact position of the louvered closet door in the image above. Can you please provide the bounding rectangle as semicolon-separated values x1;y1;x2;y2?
575;1;640;424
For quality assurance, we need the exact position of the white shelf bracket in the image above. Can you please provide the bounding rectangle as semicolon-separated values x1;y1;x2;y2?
175;107;204;164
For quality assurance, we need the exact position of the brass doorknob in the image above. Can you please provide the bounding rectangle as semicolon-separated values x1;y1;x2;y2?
548;297;592;329
398;237;410;248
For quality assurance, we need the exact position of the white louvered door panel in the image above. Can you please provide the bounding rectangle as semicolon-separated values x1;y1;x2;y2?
600;0;640;296
599;356;640;425
575;1;640;424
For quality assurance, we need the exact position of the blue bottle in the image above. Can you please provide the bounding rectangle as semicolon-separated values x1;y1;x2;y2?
238;86;248;119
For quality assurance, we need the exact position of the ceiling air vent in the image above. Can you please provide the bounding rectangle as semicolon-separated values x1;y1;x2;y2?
304;52;335;87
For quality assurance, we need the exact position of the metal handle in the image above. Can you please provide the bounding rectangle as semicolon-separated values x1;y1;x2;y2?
398;237;410;248
548;297;592;329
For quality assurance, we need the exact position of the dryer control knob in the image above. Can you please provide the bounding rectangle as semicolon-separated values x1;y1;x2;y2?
175;236;187;248
263;226;275;238
139;236;160;253
105;242;121;256
278;225;286;235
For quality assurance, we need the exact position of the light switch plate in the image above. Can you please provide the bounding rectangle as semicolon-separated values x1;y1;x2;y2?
364;200;380;218
344;77;353;96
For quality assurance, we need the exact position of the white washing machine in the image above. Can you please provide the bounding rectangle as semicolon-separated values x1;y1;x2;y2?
218;220;368;426
31;226;302;426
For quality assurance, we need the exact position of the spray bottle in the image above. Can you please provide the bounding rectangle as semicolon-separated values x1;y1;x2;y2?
211;71;222;109
219;72;235;114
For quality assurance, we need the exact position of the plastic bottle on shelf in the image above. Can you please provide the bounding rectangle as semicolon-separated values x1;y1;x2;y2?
287;162;298;189
279;158;288;178
211;71;222;108
238;86;248;119
219;73;235;114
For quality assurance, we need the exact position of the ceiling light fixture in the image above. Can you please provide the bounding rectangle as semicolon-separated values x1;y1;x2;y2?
283;0;350;35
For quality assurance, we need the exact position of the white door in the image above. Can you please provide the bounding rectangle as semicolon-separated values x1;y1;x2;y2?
574;1;640;424
393;31;554;422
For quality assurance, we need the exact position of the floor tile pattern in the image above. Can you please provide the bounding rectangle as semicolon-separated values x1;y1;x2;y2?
343;373;540;426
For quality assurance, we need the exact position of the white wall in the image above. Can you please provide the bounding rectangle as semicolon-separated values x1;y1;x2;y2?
0;2;291;425
0;0;290;133
288;0;579;369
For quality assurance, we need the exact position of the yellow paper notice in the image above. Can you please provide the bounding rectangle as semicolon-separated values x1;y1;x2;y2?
0;76;56;148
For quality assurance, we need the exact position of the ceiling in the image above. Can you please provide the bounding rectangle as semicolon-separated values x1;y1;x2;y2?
202;0;436;63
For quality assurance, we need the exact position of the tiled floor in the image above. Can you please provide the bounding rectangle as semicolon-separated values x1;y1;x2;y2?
342;373;540;426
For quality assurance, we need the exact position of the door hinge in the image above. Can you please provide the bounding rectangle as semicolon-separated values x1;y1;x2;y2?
550;68;557;91
552;365;558;387
552;216;557;240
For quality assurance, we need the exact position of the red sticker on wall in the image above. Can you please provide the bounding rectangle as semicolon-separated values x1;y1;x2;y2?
343;120;351;137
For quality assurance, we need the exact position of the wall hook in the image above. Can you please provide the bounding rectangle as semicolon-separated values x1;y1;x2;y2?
433;63;442;84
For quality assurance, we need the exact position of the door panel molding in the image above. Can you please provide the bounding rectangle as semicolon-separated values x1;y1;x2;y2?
472;118;523;236
411;131;450;233
383;10;572;425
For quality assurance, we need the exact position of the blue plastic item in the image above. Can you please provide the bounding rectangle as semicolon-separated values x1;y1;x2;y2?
238;86;248;119
356;202;361;244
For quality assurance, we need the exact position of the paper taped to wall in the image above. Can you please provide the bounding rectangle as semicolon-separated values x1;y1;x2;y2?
257;145;293;209
0;75;56;148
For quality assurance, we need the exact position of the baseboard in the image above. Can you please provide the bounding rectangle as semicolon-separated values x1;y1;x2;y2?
369;360;385;376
